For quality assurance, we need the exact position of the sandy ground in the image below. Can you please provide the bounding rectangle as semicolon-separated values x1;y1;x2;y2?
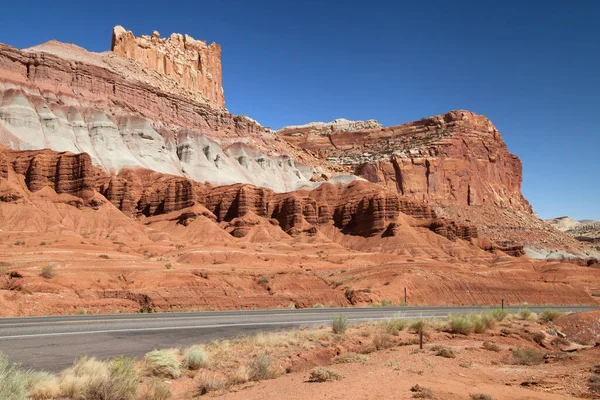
155;313;600;400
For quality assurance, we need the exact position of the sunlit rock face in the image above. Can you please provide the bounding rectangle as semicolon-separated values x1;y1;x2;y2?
0;30;335;193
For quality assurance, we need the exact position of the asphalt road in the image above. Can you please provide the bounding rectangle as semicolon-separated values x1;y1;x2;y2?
0;305;596;371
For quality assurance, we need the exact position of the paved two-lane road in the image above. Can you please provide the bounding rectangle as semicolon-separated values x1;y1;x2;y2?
0;305;595;371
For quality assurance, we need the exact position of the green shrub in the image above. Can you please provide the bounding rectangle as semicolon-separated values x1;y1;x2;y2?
183;346;209;370
490;308;508;321
40;265;55;279
409;319;427;332
449;315;473;335
519;308;532;320
248;354;277;381
381;318;408;336
512;346;545;365
332;315;348;334
137;379;172;400
540;309;563;323
380;299;393;307
0;353;30;400
308;367;342;382
143;350;181;379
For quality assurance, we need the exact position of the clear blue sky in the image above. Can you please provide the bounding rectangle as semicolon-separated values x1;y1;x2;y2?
1;0;598;219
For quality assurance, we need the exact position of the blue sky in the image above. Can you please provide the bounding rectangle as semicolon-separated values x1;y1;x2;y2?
1;0;598;219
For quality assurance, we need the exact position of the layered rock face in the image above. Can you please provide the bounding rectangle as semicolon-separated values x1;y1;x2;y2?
111;26;224;108
0;147;486;248
547;216;600;244
0;32;327;192
280;110;531;212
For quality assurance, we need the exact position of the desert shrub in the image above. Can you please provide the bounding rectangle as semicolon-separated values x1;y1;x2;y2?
380;299;393;307
482;341;500;352
589;375;600;393
308;367;342;382
313;302;324;308
28;372;60;400
519;308;532;320
0;353;32;400
196;371;223;396
257;276;270;285
247;354;277;381
164;263;172;270
183;346;209;370
410;384;436;399
550;337;569;346
59;356;138;400
491;308;508;321
226;366;250;386
470;394;494;400
478;313;496;330
143;350;181;379
431;345;456;358
381;318;408;335
540;309;563;323
99;254;110;259
448;315;473;335
40;265;55;279
137;379;171;400
373;332;393;350
332;314;348;334
409;319;427;332
332;353;369;364
512;346;544;365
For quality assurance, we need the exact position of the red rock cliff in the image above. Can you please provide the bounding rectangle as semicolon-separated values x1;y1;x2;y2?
279;110;532;212
111;25;224;108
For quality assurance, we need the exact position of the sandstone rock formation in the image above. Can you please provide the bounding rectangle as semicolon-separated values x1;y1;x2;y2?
547;216;600;245
111;26;224;108
0;36;330;192
280;110;531;212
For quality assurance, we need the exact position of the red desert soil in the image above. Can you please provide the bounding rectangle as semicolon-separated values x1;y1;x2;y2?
155;311;600;400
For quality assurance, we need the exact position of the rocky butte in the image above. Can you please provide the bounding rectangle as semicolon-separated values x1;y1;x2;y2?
0;24;597;269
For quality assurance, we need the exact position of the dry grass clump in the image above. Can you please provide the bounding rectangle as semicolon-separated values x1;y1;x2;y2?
518;308;532;320
373;332;393;350
137;379;172;400
381;318;408;335
247;354;277;381
0;353;59;400
196;371;223;396
40;265;55;279
448;313;495;335
410;384;436;399
448;315;473;335
430;345;456;358
409;319;427;332
512;346;545;365
59;356;138;400
143;350;181;379
226;366;250;386
470;394;494;400
482;341;501;352
308;366;342;382
540;309;563;323
589;374;600;393
183;346;209;370
332;353;369;364
332;315;348;334
490;308;508;321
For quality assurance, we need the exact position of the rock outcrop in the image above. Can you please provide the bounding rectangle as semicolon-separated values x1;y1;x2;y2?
280;110;531;212
0;147;492;249
547;216;600;244
111;26;224;108
0;33;328;192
